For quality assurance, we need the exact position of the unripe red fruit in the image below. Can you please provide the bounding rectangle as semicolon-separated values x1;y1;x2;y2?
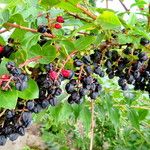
1;75;10;80
0;75;10;86
0;46;4;53
49;71;57;80
61;69;74;79
56;16;64;23
54;23;62;29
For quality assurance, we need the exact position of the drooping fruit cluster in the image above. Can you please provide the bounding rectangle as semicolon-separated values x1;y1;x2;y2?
5;62;28;91
37;16;64;33
0;101;32;145
65;51;103;104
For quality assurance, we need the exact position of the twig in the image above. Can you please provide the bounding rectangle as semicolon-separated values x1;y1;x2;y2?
4;22;55;38
19;56;43;68
56;51;77;80
0;109;6;118
90;100;95;150
119;0;129;12
2;76;14;90
114;104;150;110
76;4;97;20
67;12;91;22
78;65;84;84
0;29;8;34
46;13;51;28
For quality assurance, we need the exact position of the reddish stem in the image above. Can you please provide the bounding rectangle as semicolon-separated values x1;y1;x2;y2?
19;56;43;68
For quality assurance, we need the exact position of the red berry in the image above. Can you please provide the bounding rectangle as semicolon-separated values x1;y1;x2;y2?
0;46;4;53
61;69;74;79
1;75;10;80
49;71;57;80
0;75;10;86
56;16;64;23
54;23;62;29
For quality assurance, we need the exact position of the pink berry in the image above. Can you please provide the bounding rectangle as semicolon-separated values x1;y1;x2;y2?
0;46;4;53
56;16;64;23
61;70;74;79
54;23;62;29
49;71;57;80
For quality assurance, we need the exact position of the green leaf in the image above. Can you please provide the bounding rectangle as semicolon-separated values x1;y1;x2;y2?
66;0;82;5
28;44;56;64
40;0;61;9
9;13;28;26
79;105;91;133
109;108;120;129
0;58;9;75
57;103;73;122
96;11;122;29
0;36;6;45
11;28;27;42
56;2;82;13
128;13;137;26
1;9;9;24
71;23;96;37
128;109;140;129
74;36;96;51
18;79;39;100
0;89;18;109
22;32;40;50
14;50;27;64
60;40;75;54
138;109;149;121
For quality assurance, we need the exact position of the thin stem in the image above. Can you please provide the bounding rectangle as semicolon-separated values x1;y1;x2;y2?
0;110;6;118
19;56;43;68
90;100;95;150
4;22;55;38
0;29;8;34
56;51;77;80
68;12;91;22
119;0;129;12
76;4;97;20
78;65;84;83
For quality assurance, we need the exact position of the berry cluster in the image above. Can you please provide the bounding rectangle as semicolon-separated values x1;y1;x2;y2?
1;62;28;91
37;16;64;34
0;64;74;145
103;44;150;96
65;52;103;104
0;36;149;145
0;102;32;145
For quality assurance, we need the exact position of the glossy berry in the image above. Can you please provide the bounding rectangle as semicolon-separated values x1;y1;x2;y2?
140;37;150;46
56;16;64;23
0;135;7;146
17;126;25;136
74;59;83;67
6;110;15;119
49;71;57;80
37;25;47;33
8;133;19;141
61;69;74;79
26;101;35;111
54;23;62;29
0;46;4;53
65;83;75;93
